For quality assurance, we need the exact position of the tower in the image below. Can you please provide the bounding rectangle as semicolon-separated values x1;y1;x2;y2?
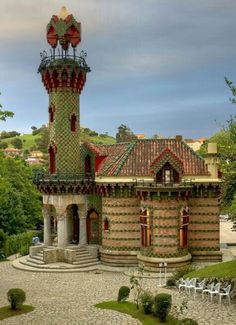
38;6;90;175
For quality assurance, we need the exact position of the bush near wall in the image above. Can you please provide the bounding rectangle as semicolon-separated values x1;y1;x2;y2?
3;231;41;257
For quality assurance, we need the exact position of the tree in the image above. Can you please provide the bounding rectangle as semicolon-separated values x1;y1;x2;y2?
35;125;49;153
0;152;42;235
0;93;14;122
0;142;8;149
11;138;23;149
116;124;137;143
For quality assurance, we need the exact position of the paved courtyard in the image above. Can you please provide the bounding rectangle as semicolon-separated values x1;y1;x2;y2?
0;261;236;325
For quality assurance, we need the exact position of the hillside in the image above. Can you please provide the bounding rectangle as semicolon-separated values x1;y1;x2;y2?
1;129;116;151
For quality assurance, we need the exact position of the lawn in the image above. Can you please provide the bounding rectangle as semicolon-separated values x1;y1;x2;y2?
95;301;177;325
1;133;41;150
0;305;34;320
185;260;236;279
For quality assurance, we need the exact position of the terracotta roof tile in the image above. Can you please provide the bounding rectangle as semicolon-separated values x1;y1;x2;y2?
90;139;209;177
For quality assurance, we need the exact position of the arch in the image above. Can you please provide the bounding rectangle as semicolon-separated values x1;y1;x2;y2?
67;204;80;243
87;209;99;244
49;104;55;123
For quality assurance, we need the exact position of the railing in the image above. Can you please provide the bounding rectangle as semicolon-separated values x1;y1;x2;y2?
33;171;94;186
135;179;193;188
38;49;91;73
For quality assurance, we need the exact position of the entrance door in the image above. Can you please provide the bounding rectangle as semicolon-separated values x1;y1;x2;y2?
87;210;99;244
72;205;80;243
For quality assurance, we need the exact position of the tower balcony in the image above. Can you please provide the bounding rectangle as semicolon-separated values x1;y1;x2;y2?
33;171;95;194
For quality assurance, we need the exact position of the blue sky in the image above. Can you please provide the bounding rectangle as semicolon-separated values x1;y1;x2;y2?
1;0;236;138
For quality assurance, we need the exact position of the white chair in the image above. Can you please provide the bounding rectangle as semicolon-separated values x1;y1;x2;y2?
219;284;231;305
185;278;197;296
209;282;221;302
178;278;189;292
193;279;205;299
202;282;215;299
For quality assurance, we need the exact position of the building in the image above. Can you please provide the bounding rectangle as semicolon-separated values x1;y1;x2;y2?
184;137;207;152
4;148;22;157
31;7;222;271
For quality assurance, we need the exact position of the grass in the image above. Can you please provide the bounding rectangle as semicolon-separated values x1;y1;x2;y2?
0;305;34;320
95;301;177;325
185;260;236;279
1;134;41;150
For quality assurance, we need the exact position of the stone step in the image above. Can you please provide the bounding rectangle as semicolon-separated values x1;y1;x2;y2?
72;261;101;268
26;257;45;265
31;255;44;262
75;252;91;258
74;256;99;263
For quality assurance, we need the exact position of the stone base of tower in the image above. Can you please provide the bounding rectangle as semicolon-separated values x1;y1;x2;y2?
100;248;138;267
191;250;222;262
137;253;192;272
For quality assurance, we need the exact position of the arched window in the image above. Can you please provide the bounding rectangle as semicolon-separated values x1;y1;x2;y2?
49;145;56;174
104;218;109;232
180;206;189;248
49;106;55;123
70;114;77;132
85;155;91;175
140;208;151;247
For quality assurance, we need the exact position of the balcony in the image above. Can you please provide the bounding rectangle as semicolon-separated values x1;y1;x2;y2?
135;179;193;190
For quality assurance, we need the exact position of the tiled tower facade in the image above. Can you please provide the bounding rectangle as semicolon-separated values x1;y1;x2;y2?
38;7;90;174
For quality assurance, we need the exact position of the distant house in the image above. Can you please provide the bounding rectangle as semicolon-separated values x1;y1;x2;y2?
184;137;207;151
26;151;45;165
135;133;146;139
4;148;22;157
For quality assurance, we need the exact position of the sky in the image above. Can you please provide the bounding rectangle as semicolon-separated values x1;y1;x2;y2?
0;0;236;138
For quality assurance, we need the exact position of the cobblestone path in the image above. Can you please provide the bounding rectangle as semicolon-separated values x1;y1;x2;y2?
0;261;235;325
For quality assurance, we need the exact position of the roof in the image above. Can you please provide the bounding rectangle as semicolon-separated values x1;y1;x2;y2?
89;139;209;177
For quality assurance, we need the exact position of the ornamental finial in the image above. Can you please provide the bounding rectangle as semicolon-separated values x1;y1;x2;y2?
58;6;69;20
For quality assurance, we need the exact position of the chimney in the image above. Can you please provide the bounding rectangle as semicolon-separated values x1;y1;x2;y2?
175;135;182;141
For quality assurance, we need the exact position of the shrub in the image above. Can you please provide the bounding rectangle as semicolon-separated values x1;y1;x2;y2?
180;318;198;325
173;265;196;280
166;278;176;287
3;231;38;257
7;288;26;310
153;293;172;322
140;290;153;314
118;286;130;302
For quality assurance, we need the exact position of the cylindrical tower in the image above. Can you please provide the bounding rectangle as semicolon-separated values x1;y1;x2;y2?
38;7;90;175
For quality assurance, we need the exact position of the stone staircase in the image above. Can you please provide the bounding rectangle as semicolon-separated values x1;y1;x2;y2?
72;246;100;268
17;246;100;272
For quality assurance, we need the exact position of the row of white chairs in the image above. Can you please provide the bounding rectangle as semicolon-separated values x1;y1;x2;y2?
178;278;231;304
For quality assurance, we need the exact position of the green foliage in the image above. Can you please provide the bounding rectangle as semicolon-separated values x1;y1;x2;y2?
7;288;26;310
129;266;145;309
0;93;14;122
35;125;49;153
140;290;154;314
95;301;177;325
0;141;8;149
173;265;196;280
179;318;198;325
0;305;34;320
153;293;172;322
0;131;20;139
3;231;38;257
0;152;42;235
118;286;130;302
116;124;137;143
166;278;176;287
185;259;236;279
11;138;23;149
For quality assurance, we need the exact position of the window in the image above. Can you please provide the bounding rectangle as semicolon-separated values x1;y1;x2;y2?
164;169;171;184
85;155;91;175
104;218;109;232
49;146;56;174
140;208;151;247
180;207;189;248
71;114;77;132
49;106;55;123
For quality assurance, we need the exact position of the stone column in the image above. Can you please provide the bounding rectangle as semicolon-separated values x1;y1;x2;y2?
43;206;52;246
57;212;69;247
79;216;87;245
